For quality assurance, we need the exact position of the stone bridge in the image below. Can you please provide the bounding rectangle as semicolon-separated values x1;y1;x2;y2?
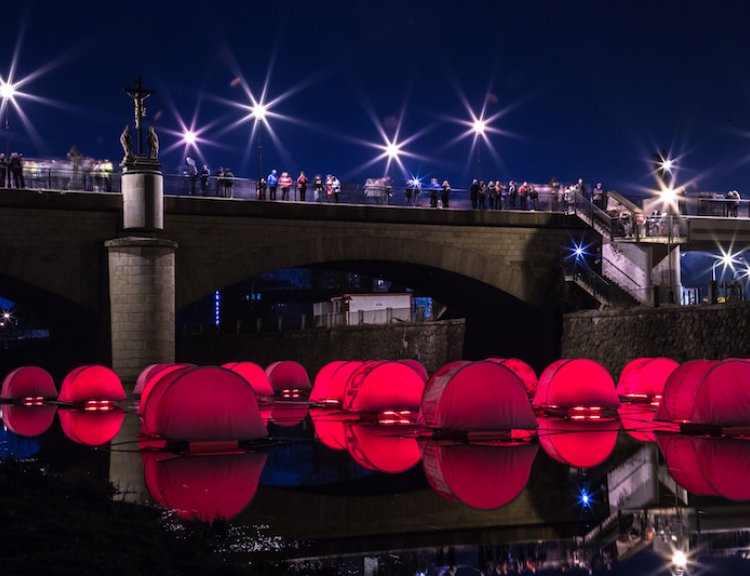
0;188;584;381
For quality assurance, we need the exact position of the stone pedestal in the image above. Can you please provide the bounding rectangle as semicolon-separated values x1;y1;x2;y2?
105;236;178;384
121;159;163;230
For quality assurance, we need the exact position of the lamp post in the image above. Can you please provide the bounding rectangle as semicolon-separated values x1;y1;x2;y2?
250;101;268;185
472;117;486;179
0;80;17;187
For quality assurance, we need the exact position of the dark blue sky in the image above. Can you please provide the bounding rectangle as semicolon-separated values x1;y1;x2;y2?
3;1;750;195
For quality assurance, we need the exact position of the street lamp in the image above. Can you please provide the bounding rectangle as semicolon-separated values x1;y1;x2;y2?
472;116;487;179
249;100;269;183
0;78;17;165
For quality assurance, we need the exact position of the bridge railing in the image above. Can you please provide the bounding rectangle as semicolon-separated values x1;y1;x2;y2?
6;168;580;213
573;190;688;243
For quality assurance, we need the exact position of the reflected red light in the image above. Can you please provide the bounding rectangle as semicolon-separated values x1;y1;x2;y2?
376;410;414;426
59;407;125;446
537;416;620;468
422;441;538;510
2;404;57;437
345;422;422;474
310;409;352;450
269;402;309;427
655;359;750;427
142;450;268;521
657;434;750;500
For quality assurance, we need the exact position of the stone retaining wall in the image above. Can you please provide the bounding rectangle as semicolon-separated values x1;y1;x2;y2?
562;303;750;378
177;319;465;376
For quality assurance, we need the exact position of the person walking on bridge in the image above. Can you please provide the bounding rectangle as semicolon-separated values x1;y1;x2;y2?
267;169;279;200
441;180;451;208
297;171;308;202
0;154;7;188
470;179;479;209
9;153;24;189
279;171;293;200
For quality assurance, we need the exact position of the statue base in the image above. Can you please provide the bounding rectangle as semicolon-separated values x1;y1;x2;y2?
121;157;163;231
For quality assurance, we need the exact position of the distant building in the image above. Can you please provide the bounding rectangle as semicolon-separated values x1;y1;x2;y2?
314;293;412;327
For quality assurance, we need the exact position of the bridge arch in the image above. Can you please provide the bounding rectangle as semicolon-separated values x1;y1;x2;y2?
176;233;563;311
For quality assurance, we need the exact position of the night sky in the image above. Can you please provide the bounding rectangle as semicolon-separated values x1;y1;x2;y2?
3;1;750;196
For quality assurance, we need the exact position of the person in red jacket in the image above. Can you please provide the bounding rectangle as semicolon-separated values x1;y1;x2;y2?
279;171;293;201
296;171;309;202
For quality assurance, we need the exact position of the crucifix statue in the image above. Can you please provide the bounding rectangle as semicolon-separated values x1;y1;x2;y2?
124;76;156;158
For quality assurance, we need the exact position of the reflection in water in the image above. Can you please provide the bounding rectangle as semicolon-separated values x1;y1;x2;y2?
59;407;126;446
344;422;422;474
269;401;309;428
0;423;39;459
6;359;750;574
422;441;538;509
656;434;750;500
142;450;268;521
656;359;750;427
618;403;679;442
537;416;620;468
309;408;350;450
2;403;57;437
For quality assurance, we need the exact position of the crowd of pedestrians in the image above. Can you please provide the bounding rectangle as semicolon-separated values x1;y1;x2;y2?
255;170;341;202
0;153;27;189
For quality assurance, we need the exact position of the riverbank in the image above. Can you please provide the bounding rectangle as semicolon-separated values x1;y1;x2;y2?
0;459;248;576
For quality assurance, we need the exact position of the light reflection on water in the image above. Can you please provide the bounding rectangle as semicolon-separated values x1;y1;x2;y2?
3;401;750;574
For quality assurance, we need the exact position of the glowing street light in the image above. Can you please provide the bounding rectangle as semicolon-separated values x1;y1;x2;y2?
250;102;268;123
385;140;401;160
471;114;488;178
182;130;197;146
0;77;18;159
248;99;271;182
472;117;486;136
711;251;740;281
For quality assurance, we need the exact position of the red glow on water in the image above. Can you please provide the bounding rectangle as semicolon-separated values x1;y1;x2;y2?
376;410;414;426
21;396;45;406
83;400;114;412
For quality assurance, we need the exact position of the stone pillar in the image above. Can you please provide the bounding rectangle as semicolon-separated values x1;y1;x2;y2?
121;160;163;230
105;237;178;384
